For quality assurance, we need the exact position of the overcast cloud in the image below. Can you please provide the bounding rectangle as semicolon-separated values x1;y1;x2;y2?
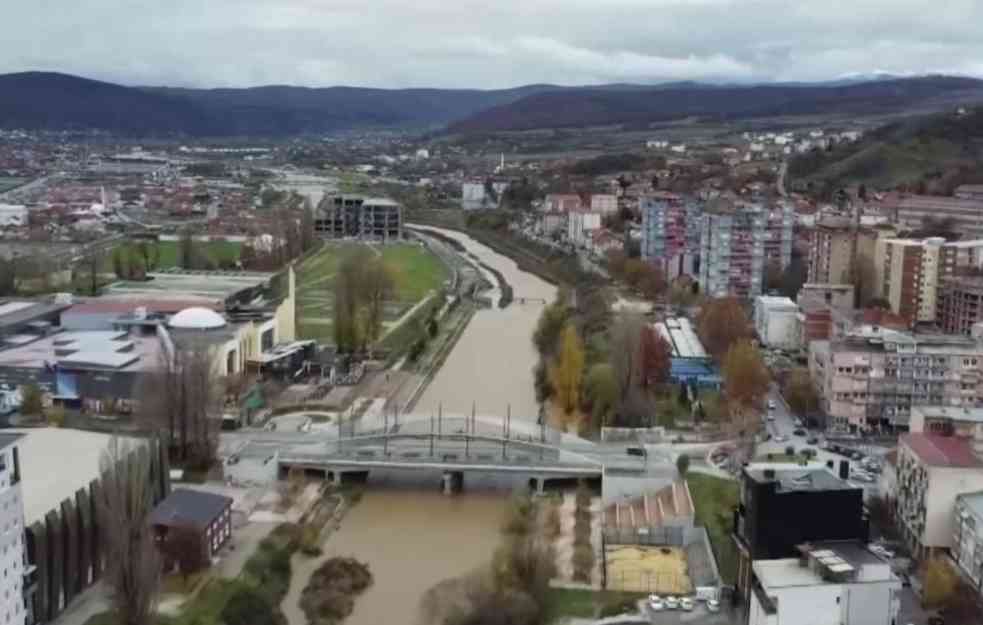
3;0;983;89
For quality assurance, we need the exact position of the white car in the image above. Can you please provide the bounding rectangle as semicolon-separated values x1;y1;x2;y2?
707;599;721;613
648;597;665;611
767;414;776;421
680;597;694;611
768;399;776;409
665;596;679;610
774;435;787;443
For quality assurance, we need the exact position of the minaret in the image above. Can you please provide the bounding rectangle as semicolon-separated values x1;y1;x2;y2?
500;153;505;171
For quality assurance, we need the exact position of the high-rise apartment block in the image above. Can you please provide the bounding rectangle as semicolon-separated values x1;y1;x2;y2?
941;276;983;335
640;194;701;280
873;237;983;325
809;324;983;432
0;435;27;625
698;200;793;298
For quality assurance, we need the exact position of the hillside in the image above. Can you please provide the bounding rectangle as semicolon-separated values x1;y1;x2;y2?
0;72;558;136
788;106;983;192
448;76;983;133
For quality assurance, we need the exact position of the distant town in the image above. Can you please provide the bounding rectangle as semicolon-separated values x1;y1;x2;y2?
1;96;983;625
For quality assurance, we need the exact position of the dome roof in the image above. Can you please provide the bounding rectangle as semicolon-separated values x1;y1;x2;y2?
169;307;226;330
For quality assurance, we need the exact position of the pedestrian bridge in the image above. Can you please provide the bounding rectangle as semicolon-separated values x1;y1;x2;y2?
276;431;603;493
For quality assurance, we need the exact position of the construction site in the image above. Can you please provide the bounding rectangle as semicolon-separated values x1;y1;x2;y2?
313;194;403;241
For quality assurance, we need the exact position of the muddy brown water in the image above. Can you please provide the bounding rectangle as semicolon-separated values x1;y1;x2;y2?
411;225;557;421
321;488;508;625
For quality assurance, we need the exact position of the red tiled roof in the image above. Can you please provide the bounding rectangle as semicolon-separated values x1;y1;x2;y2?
901;433;983;468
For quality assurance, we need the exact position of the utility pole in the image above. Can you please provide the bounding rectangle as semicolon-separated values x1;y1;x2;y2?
430;411;434;457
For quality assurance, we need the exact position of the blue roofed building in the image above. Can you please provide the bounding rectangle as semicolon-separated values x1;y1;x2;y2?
652;317;722;388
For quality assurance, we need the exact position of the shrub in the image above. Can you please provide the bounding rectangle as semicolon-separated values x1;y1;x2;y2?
543;505;561;541
221;585;285;625
45;405;66;428
20;384;43;416
299;524;323;557
300;557;373;625
676;454;690;476
784;445;795;457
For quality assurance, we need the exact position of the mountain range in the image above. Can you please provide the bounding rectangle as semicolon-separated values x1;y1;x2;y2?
2;71;983;137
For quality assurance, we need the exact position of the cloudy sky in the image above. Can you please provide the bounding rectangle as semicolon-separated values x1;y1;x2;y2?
5;0;983;89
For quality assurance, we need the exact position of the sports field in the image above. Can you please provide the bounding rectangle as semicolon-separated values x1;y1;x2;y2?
295;241;451;343
111;240;243;271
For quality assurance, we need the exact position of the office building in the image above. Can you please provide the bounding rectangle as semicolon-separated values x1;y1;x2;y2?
733;463;867;596
810;324;983;432
896;432;983;559
314;195;402;240
754;296;799;350
747;543;900;625
874;237;983;325
698;200;793;298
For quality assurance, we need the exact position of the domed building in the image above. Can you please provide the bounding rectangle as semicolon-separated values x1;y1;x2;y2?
168;307;227;331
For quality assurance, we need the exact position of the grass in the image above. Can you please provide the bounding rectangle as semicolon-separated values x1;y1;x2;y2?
686;473;740;585
295;242;450;343
110;240;243;273
543;588;647;622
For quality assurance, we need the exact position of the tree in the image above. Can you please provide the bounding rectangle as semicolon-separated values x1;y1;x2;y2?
178;228;198;270
96;437;161;625
697;297;750;361
82;249;103;296
300;200;316;252
723;340;770;409
584;363;617;430
784;368;820;418
639;325;672;389
609;315;649;424
20;383;43;416
141;341;221;468
532;301;569;358
549;323;585;419
676;454;690;476
0;257;17;296
136;240;159;274
333;249;394;352
362;256;395;344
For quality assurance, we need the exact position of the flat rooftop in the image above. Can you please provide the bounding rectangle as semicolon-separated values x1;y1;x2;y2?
755;542;893;589
0;330;163;372
103;270;275;301
11;428;118;524
912;405;983;424
745;464;857;492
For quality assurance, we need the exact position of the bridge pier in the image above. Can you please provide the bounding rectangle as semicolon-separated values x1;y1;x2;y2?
529;476;546;496
329;469;370;486
442;471;463;495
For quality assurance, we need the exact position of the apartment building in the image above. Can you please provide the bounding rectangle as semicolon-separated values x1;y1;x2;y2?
589;194;618;215
896;432;983;559
567;211;602;249
940;276;983;335
698;200;793;298
874;237;983;325
808;216;855;284
542;194;583;213
953;491;983;593
0;435;26;625
809;324;983;432
639;194;701;280
314;195;402;240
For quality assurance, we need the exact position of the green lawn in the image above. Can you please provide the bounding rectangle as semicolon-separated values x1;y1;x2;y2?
295;242;450;343
544;588;647;622
110;240;243;271
687;473;740;585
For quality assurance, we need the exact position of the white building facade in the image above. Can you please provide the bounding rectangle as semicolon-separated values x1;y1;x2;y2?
953;492;983;592
754;296;799;349
0;435;26;625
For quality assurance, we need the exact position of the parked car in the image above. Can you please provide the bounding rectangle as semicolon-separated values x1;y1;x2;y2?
807;436;819;445
774;435;787;443
665;596;679;610
768;399;776;409
707;599;721;613
680;597;694;611
793;428;806;436
627;447;647;458
767;414;776;421
648;595;665;611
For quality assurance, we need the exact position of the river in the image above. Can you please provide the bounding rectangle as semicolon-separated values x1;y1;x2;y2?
410;225;557;422
323;487;508;625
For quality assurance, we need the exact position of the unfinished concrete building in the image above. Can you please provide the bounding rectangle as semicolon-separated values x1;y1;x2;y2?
314;195;403;241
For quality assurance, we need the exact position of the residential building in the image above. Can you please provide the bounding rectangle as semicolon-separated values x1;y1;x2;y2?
733;463;868;596
895;432;983;558
875;237;983;324
797;284;856;345
940;275;983;335
461;180;509;211
567;211;602;248
953;491;983;592
542;194;583;213
314;195;402;240
810;324;983;432
747;543;900;625
754;296;799;349
0;204;27;227
808;216;855;284
640;194;701;280
0;435;27;625
589;194;618;215
151;489;233;570
955;185;983;202
698;200;793;298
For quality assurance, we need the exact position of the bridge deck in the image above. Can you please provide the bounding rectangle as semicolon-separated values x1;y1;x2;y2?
280;452;603;476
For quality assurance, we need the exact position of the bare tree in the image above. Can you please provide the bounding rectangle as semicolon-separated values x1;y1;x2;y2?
141;340;221;468
96;436;161;625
